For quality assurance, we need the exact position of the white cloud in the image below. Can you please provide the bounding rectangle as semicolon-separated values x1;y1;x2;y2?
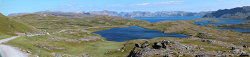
136;3;151;6
135;1;184;6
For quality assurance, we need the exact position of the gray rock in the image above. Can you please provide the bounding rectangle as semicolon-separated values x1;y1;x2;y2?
152;42;162;49
135;43;141;48
240;53;250;57
196;32;211;38
200;39;215;43
231;47;243;50
243;45;248;48
195;54;209;57
141;41;150;48
231;47;244;53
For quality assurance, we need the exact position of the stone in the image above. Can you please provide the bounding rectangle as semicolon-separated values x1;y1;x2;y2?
135;43;141;48
231;47;243;50
240;53;250;57
231;47;244;53
141;41;150;48
195;54;209;57
196;32;211;38
200;39;215;43
152;42;162;49
162;40;175;45
243;45;248;48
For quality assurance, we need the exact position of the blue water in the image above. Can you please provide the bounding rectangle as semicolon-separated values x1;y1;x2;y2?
94;26;190;42
194;19;250;33
194;19;248;26
134;16;202;23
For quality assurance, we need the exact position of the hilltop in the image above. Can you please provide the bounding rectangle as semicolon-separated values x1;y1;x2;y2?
203;6;250;19
0;13;34;35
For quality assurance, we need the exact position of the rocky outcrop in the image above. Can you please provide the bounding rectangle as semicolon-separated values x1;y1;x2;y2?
128;40;250;57
128;41;166;57
128;40;191;57
199;39;216;43
195;32;212;38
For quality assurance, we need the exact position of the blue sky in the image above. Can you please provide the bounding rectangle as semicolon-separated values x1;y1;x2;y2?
1;0;250;15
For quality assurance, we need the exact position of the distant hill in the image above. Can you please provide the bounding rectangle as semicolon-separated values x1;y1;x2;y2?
9;11;210;18
0;13;34;35
203;6;250;19
11;14;149;30
8;11;93;18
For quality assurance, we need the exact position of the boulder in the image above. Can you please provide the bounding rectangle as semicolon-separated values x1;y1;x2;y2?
195;54;209;57
231;47;244;53
231;47;243;50
200;39;215;43
240;53;250;57
243;45;248;48
152;42;162;49
135;43;141;48
196;32;211;38
141;41;150;48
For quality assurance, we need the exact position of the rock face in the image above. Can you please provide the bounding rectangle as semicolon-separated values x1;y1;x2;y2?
203;6;250;19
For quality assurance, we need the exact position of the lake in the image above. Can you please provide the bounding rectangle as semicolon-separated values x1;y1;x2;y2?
95;17;250;42
194;19;248;26
194;19;250;33
134;16;202;23
135;16;250;33
94;26;190;42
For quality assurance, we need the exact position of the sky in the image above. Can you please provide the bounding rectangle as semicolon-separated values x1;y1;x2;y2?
0;0;250;15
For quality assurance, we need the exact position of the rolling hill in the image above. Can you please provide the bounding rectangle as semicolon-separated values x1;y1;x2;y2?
0;13;34;35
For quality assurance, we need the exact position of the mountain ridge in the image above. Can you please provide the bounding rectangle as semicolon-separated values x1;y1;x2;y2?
203;6;250;19
9;11;210;18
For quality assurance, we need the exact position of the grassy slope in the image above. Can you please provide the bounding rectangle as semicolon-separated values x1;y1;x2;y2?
0;13;34;35
7;14;149;57
7;35;125;57
0;32;11;39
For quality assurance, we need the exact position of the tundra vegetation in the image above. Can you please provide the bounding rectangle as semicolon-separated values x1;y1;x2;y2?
0;13;34;39
1;13;250;57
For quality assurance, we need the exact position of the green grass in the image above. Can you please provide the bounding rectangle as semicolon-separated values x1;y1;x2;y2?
7;35;125;57
7;35;51;57
0;13;34;35
0;32;11;39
